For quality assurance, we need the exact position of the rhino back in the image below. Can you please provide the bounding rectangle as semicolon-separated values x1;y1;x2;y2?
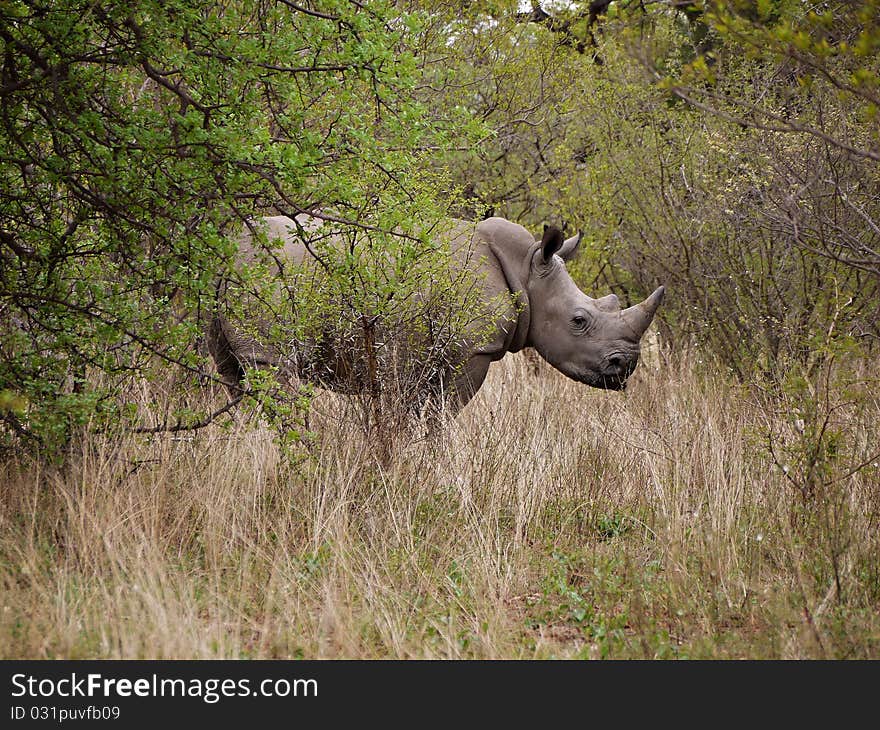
234;215;316;270
218;214;523;382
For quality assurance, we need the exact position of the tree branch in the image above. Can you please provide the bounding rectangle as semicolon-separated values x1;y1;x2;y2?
515;1;614;54
132;395;243;433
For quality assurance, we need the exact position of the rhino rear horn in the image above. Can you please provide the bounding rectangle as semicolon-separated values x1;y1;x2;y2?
621;286;665;337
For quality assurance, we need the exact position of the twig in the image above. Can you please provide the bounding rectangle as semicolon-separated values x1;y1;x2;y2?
133;395;243;434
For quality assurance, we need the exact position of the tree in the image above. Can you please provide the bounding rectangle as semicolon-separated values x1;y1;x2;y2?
627;0;880;368
417;0;879;375
0;0;475;452
653;0;879;161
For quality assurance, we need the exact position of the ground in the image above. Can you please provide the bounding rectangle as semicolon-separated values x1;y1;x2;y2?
1;351;878;659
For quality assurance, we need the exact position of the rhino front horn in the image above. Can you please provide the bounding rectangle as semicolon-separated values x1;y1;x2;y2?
622;286;665;337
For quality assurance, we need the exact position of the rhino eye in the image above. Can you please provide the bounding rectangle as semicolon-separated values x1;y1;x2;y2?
571;314;591;331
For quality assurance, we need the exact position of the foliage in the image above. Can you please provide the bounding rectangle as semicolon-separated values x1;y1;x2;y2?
667;0;880;162
5;0;877;454
416;2;879;378
0;0;477;453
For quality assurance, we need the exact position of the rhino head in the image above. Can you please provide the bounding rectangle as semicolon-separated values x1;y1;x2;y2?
524;225;664;391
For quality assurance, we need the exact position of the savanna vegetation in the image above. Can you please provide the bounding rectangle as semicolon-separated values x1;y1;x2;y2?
1;0;878;658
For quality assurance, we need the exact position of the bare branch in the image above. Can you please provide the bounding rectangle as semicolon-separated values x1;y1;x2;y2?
665;84;880;163
132;395;243;434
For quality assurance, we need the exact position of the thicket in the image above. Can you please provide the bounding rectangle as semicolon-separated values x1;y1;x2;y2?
0;0;481;453
426;0;879;375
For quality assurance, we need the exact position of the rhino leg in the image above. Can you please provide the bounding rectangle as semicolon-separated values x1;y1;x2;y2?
446;354;492;417
206;315;246;392
418;355;491;436
207;314;299;400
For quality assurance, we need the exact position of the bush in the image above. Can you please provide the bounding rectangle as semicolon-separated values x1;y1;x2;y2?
0;0;476;454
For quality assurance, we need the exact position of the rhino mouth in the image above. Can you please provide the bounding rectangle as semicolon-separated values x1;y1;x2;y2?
570;369;628;391
594;376;628;391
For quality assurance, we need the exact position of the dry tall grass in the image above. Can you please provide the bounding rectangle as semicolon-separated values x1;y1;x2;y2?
2;352;878;658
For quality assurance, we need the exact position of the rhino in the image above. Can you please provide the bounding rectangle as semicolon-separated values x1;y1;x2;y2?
206;214;664;416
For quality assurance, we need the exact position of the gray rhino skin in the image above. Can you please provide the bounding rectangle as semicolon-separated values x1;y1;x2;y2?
207;214;664;415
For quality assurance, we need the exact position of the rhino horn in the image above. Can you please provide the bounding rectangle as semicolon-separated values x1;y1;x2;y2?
621;286;665;337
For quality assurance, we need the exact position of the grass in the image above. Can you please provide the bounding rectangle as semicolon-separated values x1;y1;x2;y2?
1;351;879;659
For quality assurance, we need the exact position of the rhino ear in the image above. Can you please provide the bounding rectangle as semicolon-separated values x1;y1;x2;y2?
558;231;582;262
540;224;565;263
